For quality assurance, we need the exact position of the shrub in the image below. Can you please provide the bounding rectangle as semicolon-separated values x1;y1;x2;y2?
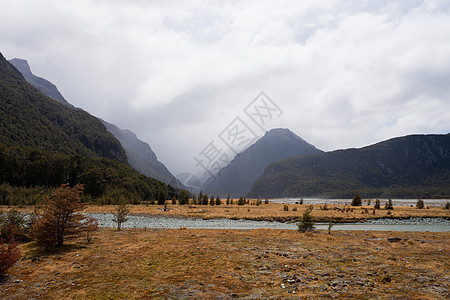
112;196;130;231
299;199;304;205
0;237;21;278
297;207;315;232
385;199;394;210
351;193;362;206
374;199;381;209
416;199;424;209
237;197;245;206
0;209;29;242
283;204;289;211
264;198;269;204
445;202;450;209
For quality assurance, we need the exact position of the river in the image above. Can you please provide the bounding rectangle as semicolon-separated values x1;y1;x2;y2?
86;214;450;232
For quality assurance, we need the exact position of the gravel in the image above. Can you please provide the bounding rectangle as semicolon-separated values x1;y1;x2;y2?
84;213;450;232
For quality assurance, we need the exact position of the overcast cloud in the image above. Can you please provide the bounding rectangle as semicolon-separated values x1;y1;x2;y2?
1;0;449;181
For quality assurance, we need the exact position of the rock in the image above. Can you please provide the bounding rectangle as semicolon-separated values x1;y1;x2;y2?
387;237;402;242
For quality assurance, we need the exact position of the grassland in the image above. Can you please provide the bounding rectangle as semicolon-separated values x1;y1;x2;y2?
1;228;448;299
49;201;450;223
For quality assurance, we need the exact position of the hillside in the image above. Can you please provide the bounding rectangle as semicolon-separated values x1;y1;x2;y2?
249;134;450;199
204;128;323;197
9;58;180;187
9;58;74;108
0;53;126;162
101;119;182;187
0;52;175;202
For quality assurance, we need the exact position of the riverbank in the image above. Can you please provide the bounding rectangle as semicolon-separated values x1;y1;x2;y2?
2;228;448;299
3;201;449;223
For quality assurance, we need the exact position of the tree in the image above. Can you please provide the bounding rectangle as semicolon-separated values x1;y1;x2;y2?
216;196;221;206
157;190;166;205
237;197;245;206
178;190;189;205
171;196;177;205
209;195;215;206
416;199;424;209
112;196;130;231
297;206;315;232
374;199;381;209
226;193;230;205
31;184;98;249
351;193;362;206
385;198;394;210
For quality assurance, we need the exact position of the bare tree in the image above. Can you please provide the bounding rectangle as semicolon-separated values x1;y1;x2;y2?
31;184;98;249
112;196;130;231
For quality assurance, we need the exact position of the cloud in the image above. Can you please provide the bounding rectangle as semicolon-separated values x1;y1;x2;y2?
1;0;449;179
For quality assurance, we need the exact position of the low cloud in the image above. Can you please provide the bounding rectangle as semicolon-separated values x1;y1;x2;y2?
1;0;449;177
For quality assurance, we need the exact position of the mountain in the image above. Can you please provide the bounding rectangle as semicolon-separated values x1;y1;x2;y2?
1;53;126;162
9;58;74;108
101;120;182;187
249;134;450;199
1;52;174;201
9;57;180;187
204;128;324;197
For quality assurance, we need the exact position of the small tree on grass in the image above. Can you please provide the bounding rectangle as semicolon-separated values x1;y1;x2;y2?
351;193;362;206
112;196;130;231
237;197;245;206
297;206;315;232
216;196;221;206
374;199;381;209
385;199;394;210
416;199;424;209
31;184;98;250
0;236;20;279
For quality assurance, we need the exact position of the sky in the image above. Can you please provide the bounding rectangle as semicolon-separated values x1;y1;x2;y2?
1;0;449;183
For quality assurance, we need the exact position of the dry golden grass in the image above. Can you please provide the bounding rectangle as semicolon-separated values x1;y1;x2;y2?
1;228;448;299
4;201;449;222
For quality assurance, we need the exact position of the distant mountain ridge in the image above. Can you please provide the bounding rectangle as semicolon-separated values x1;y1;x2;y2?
9;57;180;187
205;128;324;197
9;58;74;108
101;119;182;186
249;134;450;199
1;53;126;161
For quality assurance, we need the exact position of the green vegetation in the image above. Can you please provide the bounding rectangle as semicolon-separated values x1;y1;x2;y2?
0;54;186;205
249;134;450;199
416;199;424;209
297;206;315;232
0;54;126;162
351;192;362;206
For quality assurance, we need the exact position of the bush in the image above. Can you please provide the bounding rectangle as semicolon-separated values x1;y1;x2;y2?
112;196;130;231
0;237;21;278
374;199;381;209
283;204;289;211
416;199;424;209
0;209;29;242
237;197;245;206
385;199;394;210
445;202;450;210
297;207;315;232
351;193;362;206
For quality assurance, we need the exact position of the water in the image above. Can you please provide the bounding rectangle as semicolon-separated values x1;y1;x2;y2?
87;213;450;232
